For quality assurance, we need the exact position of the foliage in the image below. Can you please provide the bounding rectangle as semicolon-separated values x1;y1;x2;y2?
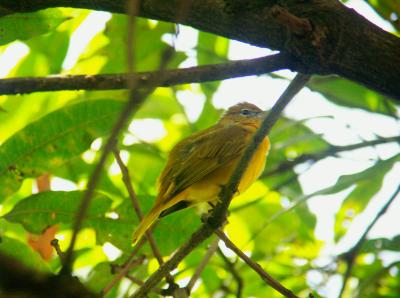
0;3;399;298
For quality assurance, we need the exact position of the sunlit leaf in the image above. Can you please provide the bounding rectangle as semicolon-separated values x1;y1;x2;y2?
0;9;71;45
0;100;123;199
333;154;400;239
308;76;398;116
361;235;400;253
4;191;111;234
135;92;182;120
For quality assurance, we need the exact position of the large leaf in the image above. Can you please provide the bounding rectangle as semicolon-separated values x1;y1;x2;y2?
0;100;123;198
4;190;135;252
262;117;329;190
4;191;112;234
308;76;398;116
361;235;400;254
0;9;71;46
97;16;185;73
114;197;202;254
4;190;201;255
0;236;50;272
134;92;182;120
333;154;400;239
195;32;230;129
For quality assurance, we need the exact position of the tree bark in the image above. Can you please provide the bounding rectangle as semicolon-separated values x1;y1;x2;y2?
1;0;400;101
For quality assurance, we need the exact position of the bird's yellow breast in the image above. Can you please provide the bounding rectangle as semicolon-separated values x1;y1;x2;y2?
183;136;270;205
237;136;270;193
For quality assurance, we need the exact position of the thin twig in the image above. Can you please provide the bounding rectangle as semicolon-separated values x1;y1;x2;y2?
61;0;174;274
0;54;293;95
125;274;163;295
338;184;400;298
131;73;311;297
101;238;146;296
113;148;175;286
356;260;400;296
186;238;219;292
216;230;299;298
50;239;65;266
263;136;400;178
217;247;243;298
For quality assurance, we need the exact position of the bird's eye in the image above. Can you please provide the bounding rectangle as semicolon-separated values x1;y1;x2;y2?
240;109;251;116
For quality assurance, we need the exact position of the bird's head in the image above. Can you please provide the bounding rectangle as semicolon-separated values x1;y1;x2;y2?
219;102;266;130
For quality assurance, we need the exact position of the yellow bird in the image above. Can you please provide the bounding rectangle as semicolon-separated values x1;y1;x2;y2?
132;102;270;244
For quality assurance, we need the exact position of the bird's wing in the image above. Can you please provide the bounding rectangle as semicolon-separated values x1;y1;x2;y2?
158;125;250;203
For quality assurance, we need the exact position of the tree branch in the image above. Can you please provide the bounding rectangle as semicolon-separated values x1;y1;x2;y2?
60;34;175;277
338;184;400;298
131;73;311;297
186;238;219;292
101;239;146;296
113;148;176;287
0;54;293;95
0;253;97;297
215;230;299;298
1;0;400;100
217;247;243;298
263;136;400;178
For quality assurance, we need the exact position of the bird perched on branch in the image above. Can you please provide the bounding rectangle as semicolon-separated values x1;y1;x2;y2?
132;102;270;245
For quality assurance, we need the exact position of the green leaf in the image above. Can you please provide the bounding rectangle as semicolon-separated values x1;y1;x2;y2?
53;156;124;199
98;16;185;73
328;154;400;196
4;191;112;234
331;154;400;239
264;117;329;189
0;9;71;46
86;262;118;295
367;0;400;32
0;100;123;199
197;31;229;66
126;143;165;193
361;235;400;253
308;76;398;116
114;197;201;255
135;92;182;120
14;29;70;75
0;236;50;272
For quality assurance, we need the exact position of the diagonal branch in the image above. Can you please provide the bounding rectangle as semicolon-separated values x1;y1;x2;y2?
338;184;400;298
217;247;243;298
186;238;219;292
215;230;298;298
0;53;293;95
131;73;311;297
60;8;175;275
263;136;400;178
113;148;176;286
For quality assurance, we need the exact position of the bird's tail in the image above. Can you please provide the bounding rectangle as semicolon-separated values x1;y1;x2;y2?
132;206;161;245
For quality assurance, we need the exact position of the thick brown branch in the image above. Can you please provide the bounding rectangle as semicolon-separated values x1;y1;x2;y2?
1;0;399;100
0;54;292;95
0;253;98;297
